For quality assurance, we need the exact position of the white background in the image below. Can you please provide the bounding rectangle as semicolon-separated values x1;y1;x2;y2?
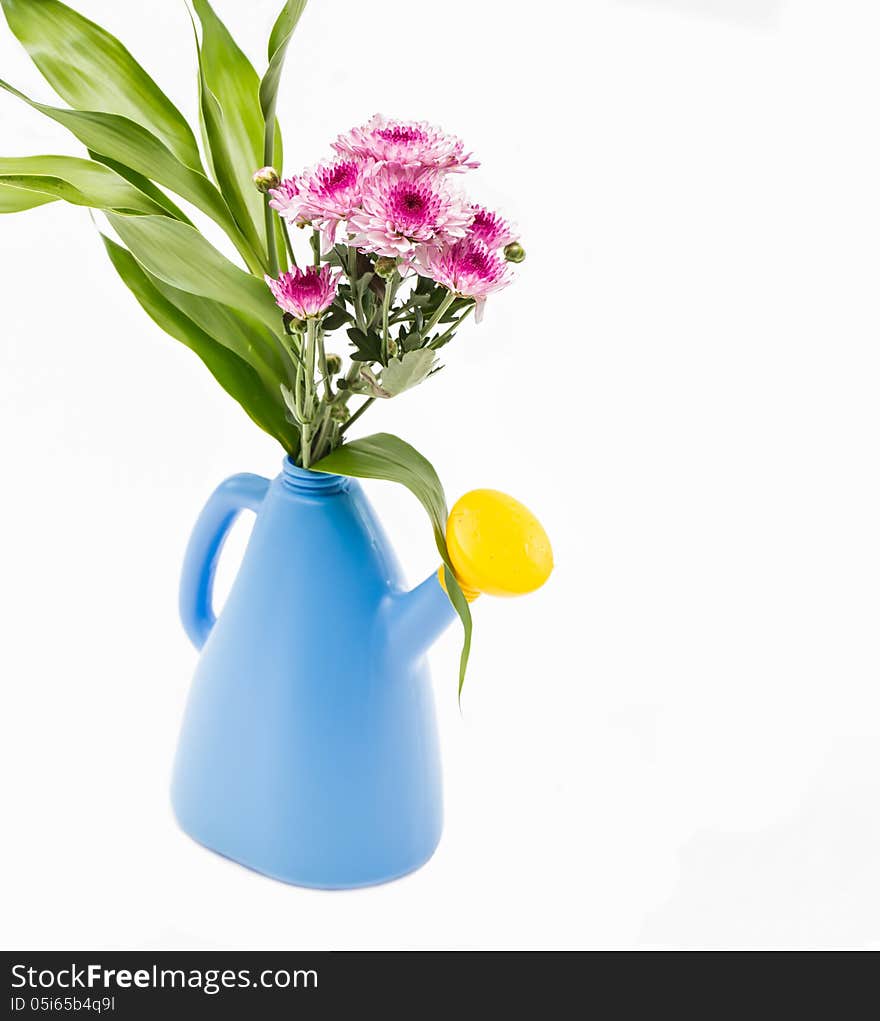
1;0;879;950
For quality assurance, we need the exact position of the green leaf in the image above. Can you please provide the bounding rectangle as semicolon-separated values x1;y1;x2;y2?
0;181;56;213
101;235;296;453
0;78;261;272
190;17;266;268
149;276;286;398
86;151;193;224
0;156;170;214
356;365;392;399
105;213;285;381
190;0;279;257
258;1;308;275
314;432;447;543
347;326;383;363
259;1;308;134
313;433;473;692
380;349;438;396
400;325;424;354
0;0;202;171
321;306;354;332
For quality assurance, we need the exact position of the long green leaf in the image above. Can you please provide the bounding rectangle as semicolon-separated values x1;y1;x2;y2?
0;78;262;272
0;156;169;214
260;1;308;271
190;0;280;255
105;212;285;381
314;432;473;692
149;276;287;399
1;0;202;171
260;1;308;132
106;231;296;446
189;9;265;266
101;235;295;452
0;181;56;213
86;151;194;225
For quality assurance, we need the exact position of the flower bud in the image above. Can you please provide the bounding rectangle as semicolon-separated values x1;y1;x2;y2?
326;353;343;376
374;256;398;279
503;241;525;264
330;403;350;423
282;311;304;333
253;166;280;193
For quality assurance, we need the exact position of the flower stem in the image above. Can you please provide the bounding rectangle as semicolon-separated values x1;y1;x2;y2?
339;396;375;437
430;302;474;348
347;246;366;333
279;328;303;384
381;271;397;363
264;198;279;278
422;291;456;338
317;326;332;401
300;317;319;468
279;217;298;268
312;411;335;461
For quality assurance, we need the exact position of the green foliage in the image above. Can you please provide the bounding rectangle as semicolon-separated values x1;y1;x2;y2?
191;0;280;259
1;0;202;169
260;1;309;140
0;155;170;215
347;327;383;363
86;151;194;223
0;181;55;213
259;1;307;272
0;77;260;269
380;349;437;396
321;305;355;332
106;213;283;358
1;0;483;690
102;235;296;453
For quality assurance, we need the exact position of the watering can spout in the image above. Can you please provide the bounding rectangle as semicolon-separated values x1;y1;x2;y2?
387;572;459;662
387;488;554;661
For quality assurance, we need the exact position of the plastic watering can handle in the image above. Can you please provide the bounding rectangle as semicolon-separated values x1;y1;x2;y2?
179;473;270;650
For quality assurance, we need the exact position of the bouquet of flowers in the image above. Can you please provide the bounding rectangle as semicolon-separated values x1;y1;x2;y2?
0;0;528;688
262;131;522;469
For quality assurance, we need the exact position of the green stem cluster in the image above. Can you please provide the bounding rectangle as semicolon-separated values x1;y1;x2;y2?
284;315;338;468
273;215;477;468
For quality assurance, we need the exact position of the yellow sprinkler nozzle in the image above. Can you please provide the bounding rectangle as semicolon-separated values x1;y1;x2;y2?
438;564;481;602
439;488;553;600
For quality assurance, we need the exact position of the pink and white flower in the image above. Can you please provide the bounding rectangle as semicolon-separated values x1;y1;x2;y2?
347;165;473;259
270;157;370;254
415;237;512;322
265;264;340;320
267;176;301;218
468;204;519;250
333;114;479;172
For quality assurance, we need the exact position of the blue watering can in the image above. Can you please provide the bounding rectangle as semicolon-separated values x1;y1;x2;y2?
172;457;551;888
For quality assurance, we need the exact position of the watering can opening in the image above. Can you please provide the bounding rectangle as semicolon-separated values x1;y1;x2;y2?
281;456;349;495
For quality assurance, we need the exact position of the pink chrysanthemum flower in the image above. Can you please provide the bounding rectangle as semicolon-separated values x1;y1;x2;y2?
265;265;341;320
333;114;479;172
415;237;512;322
267;176;301;218
347;165;473;259
468;204;519;250
271;157;370;254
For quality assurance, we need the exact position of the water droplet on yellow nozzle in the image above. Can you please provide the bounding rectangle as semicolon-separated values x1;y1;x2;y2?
445;489;553;598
